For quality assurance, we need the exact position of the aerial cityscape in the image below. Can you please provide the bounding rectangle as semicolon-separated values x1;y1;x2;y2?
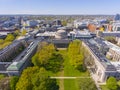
0;0;120;90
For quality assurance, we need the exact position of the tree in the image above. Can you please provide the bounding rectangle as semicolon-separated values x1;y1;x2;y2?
21;29;27;36
106;77;118;90
32;68;59;90
5;34;15;42
45;53;64;73
0;39;4;44
10;76;19;90
32;42;64;73
0;74;5;80
37;42;48;51
62;20;67;26
68;40;85;71
14;30;20;37
79;78;97;90
32;43;56;67
2;41;12;48
16;67;39;90
16;67;59;90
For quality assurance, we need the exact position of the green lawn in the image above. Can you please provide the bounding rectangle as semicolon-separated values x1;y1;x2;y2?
58;50;89;90
59;50;89;77
64;79;79;90
47;50;90;90
100;85;110;90
100;81;120;90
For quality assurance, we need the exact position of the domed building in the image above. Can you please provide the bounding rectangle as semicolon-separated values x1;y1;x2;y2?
55;30;67;39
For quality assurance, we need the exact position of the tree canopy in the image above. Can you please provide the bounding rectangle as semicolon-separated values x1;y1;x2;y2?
106;77;118;90
10;76;19;90
62;20;67;26
16;67;59;90
5;34;15;42
32;42;64;73
21;29;27;36
68;40;85;71
45;53;64;73
0;74;5;80
78;78;97;90
32;43;56;66
0;39;4;44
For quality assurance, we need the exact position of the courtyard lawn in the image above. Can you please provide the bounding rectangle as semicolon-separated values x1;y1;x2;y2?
100;81;120;90
64;79;79;90
59;50;89;77
47;50;90;90
100;85;110;90
58;50;89;90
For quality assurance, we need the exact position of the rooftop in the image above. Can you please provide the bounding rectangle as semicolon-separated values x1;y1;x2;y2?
0;41;21;56
7;41;38;71
104;41;120;54
84;39;115;70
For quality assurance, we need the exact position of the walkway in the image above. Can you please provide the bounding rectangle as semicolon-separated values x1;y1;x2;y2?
50;76;91;79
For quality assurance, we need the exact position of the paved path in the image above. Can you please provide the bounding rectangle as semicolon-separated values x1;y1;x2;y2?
50;77;91;79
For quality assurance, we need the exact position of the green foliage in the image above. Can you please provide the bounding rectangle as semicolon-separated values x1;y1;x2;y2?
16;67;59;90
78;78;97;90
0;41;12;49
68;40;85;71
10;76;19;90
16;67;39;90
0;33;18;49
45;53;64;73
106;77;118;90
21;29;27;36
0;39;4;44
104;36;117;44
0;74;5;80
5;34;15;42
32;68;59;90
32;43;56;67
14;30;20;37
62;20;67;26
32;42;63;73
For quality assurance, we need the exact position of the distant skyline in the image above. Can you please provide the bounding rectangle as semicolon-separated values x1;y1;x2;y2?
0;0;120;15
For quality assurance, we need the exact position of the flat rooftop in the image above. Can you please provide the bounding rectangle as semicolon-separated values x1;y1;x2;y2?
7;41;38;71
104;41;120;54
84;39;115;70
0;41;20;56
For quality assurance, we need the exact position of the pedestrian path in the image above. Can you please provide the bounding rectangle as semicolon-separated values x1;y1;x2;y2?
50;76;91;79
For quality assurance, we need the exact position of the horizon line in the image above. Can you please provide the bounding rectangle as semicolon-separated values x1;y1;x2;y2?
0;14;115;15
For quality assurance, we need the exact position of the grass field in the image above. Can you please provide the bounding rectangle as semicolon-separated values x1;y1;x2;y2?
58;50;89;90
100;85;110;90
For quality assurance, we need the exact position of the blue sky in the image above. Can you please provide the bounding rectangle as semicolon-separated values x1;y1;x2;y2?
0;0;120;14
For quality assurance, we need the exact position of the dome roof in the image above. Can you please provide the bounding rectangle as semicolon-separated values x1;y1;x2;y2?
55;30;67;39
56;30;66;35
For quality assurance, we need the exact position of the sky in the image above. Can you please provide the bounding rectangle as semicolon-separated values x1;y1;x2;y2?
0;0;120;15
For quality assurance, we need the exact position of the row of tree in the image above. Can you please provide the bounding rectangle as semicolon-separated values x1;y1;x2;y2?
15;67;59;90
0;29;27;50
78;78;97;90
0;34;15;49
68;40;86;71
32;42;64;73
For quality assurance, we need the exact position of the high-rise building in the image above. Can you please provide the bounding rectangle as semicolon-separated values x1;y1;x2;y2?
114;14;120;21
